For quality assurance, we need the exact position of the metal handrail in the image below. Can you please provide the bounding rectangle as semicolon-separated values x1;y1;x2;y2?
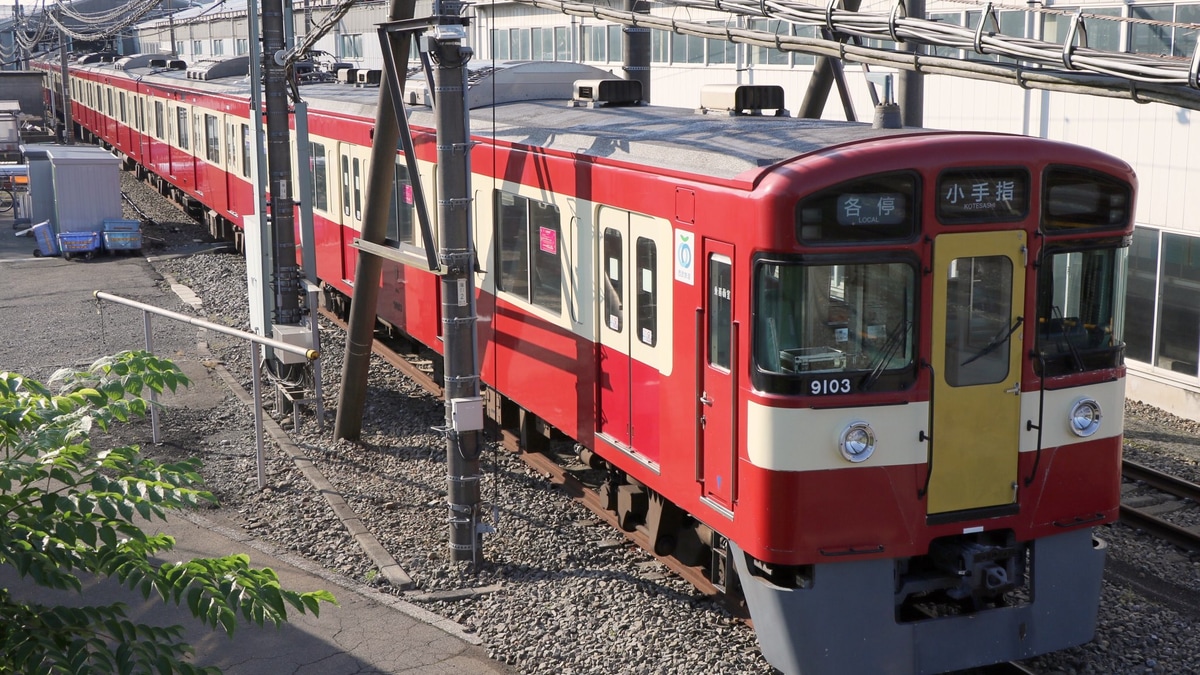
94;290;321;489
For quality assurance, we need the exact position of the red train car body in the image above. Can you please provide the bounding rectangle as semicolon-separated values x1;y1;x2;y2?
37;54;1135;674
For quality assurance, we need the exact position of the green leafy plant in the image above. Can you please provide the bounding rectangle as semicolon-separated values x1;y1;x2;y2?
0;351;336;674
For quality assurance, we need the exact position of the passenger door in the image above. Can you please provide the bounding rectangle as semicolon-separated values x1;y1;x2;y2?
699;239;736;510
928;231;1026;515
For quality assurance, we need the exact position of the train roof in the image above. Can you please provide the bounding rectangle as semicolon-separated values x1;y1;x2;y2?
64;57;915;181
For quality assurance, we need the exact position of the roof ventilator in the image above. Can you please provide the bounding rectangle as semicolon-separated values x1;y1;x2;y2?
570;79;643;107
697;84;789;117
185;56;250;81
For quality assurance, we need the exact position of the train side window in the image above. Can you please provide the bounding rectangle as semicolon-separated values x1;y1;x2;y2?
386;159;413;245
496;191;563;315
204;115;220;164
119;92;126;123
603;228;623;332
193;113;202;155
530;202;562;314
496;192;530;298
352;157;362;221
154;101;164;139
636;237;657;346
241;124;251;178
107;89;113;116
310;142;328;213
340;154;351;217
176;107;189;151
225;122;236;169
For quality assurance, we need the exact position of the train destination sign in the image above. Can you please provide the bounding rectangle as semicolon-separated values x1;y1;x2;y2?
937;168;1029;223
835;193;907;227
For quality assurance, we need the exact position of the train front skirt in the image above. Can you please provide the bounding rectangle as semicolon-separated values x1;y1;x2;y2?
732;528;1106;674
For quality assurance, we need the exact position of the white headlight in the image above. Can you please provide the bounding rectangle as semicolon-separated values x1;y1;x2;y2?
839;421;876;463
1069;398;1102;437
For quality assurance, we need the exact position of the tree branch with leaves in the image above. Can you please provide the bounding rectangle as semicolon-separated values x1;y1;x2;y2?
0;351;336;675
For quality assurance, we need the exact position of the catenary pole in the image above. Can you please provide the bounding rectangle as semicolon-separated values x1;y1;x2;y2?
428;7;484;565
261;0;301;328
899;0;925;126
334;0;416;441
58;8;73;145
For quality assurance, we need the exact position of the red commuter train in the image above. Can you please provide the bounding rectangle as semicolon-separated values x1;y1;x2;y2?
36;53;1135;674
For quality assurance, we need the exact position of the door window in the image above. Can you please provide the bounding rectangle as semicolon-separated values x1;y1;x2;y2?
708;255;732;369
944;255;1014;386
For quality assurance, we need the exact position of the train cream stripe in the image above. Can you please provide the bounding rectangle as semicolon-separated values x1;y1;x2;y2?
746;401;930;472
1018;379;1125;452
747;379;1125;472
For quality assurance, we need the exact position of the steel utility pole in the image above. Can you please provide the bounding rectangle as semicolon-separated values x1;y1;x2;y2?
261;0;302;330
899;0;925;126
58;8;73;145
428;9;484;567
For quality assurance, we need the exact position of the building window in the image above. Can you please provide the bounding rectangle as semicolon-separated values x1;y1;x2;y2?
491;29;510;59
497;191;562;314
1044;7;1122;53
192;40;203;56
339;34;363;59
582;25;613;62
212;39;224;56
749;18;790;65
176;107;189;150
1156;232;1200;375
175;40;184;55
310;142;328;212
555;26;571;60
510;28;531;60
236;38;249;55
532;27;554;61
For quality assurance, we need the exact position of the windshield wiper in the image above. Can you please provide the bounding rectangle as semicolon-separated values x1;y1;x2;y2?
862;320;912;391
1050;305;1086;373
961;316;1024;367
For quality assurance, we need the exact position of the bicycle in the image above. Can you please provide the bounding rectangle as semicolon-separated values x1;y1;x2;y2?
0;189;14;215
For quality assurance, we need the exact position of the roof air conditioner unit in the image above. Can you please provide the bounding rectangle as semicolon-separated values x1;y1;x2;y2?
356;69;381;86
698;85;788;116
571;79;642;106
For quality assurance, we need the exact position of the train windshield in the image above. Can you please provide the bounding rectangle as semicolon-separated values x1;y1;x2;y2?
755;260;917;393
1035;244;1128;377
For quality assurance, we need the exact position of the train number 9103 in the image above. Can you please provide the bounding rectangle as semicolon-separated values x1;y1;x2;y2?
811;378;852;395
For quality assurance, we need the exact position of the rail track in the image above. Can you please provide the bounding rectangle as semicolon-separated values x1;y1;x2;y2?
1120;459;1200;552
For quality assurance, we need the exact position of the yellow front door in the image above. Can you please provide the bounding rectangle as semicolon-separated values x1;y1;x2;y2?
928;230;1026;515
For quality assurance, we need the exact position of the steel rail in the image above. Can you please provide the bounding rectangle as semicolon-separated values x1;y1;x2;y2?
1120;460;1200;552
1123;459;1200;504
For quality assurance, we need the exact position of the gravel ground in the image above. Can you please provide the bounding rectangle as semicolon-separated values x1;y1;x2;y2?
34;170;1200;674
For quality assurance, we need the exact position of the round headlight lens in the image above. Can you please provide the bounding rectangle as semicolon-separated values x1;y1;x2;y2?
1069;398;1102;437
839;422;876;463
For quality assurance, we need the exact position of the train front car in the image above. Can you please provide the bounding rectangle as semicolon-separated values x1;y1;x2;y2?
734;133;1133;674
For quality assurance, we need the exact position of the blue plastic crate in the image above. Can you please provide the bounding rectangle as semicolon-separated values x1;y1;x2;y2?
57;231;101;256
30;221;59;257
103;219;141;232
103;230;143;251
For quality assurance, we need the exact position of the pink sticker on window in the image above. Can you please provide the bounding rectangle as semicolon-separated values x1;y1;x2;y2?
539;227;557;254
404;184;414;205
